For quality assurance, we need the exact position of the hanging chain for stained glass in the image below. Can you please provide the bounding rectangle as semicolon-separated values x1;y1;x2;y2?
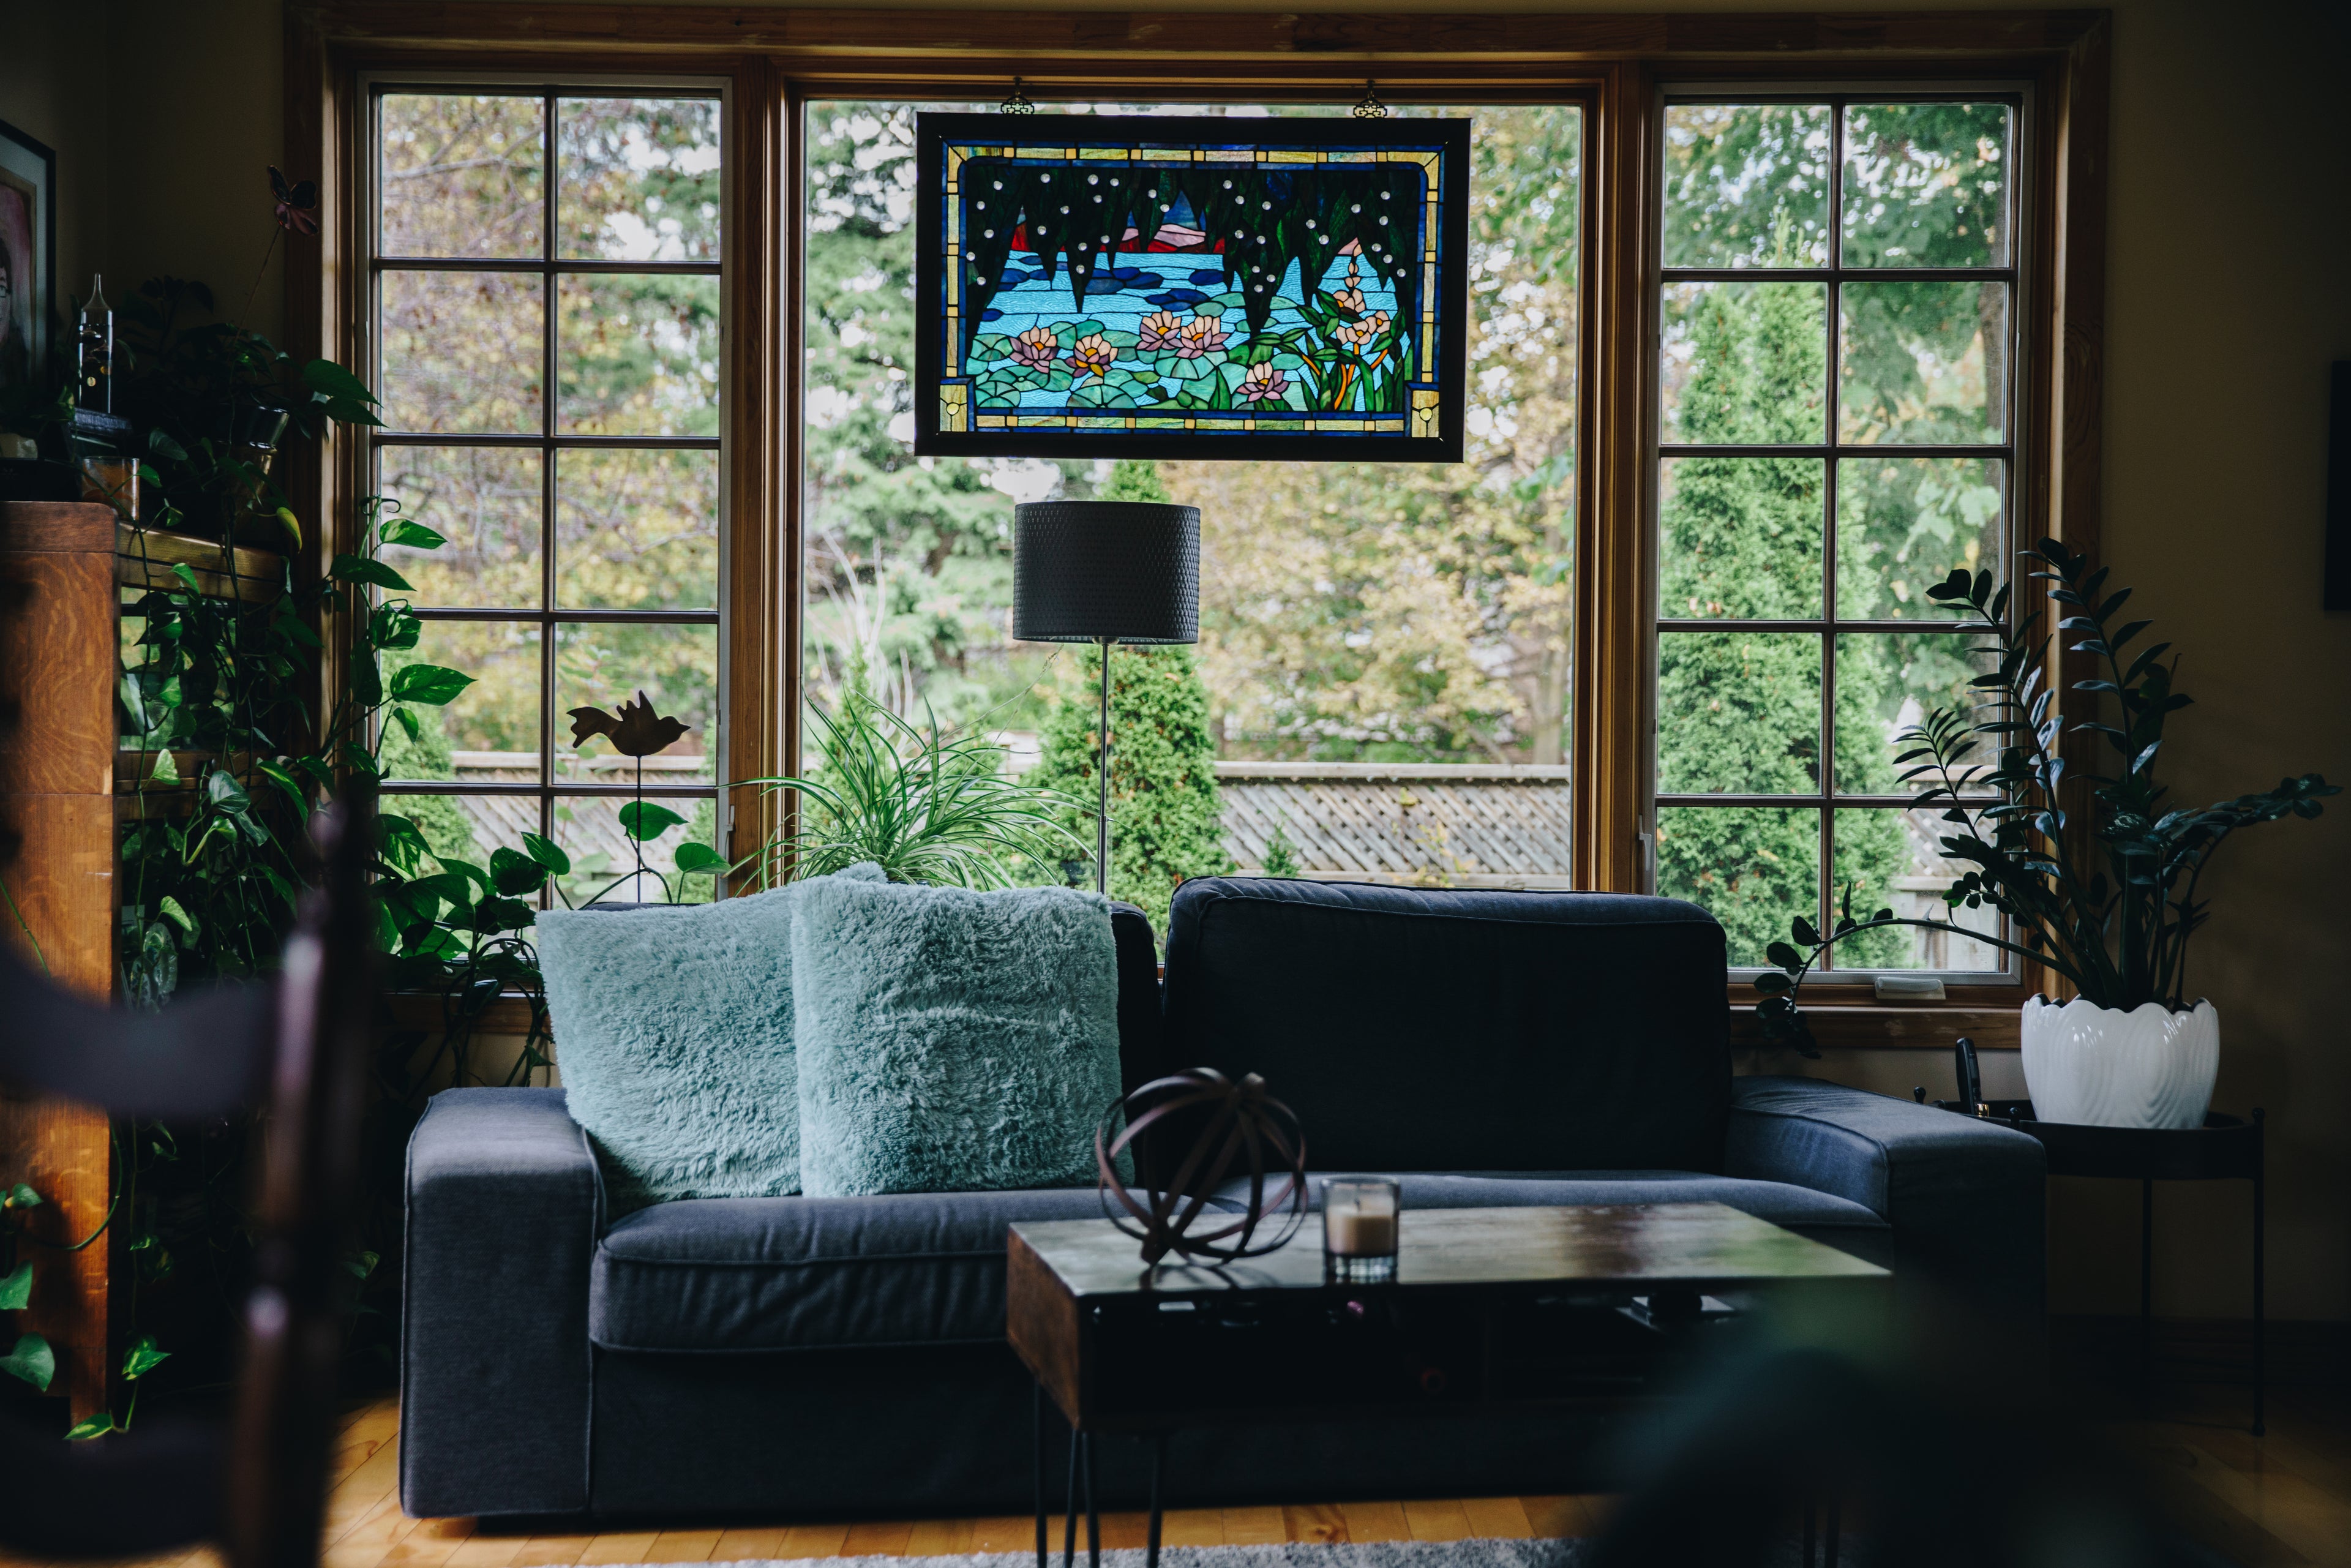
1352;80;1389;119
1000;77;1036;115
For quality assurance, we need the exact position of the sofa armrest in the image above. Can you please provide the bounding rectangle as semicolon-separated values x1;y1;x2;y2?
402;1087;602;1518
1724;1075;2045;1315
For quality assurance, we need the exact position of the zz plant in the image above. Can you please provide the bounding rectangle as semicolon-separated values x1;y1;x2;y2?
1757;538;2337;1057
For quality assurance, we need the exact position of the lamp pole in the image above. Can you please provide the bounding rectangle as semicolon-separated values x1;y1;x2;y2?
1096;636;1112;895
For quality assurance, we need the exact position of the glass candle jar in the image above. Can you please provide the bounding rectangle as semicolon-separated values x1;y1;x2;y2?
1322;1177;1400;1284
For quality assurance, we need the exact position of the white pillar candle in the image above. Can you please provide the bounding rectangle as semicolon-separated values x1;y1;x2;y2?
1324;1201;1397;1256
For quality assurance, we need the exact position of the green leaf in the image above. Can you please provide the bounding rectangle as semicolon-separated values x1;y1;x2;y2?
206;768;251;810
1790;917;1821;947
331;554;416;592
471;896;538;935
157;895;200;947
1;1334;55;1392
1764;941;1805;972
617;801;687;841
148;746;181;786
65;1412;116;1440
0;1261;32;1311
673;841;726;874
388;664;474;707
379;517;446;550
391;707;421;742
489;847;549;897
121;1334;170;1381
521;832;572;876
4;1184;41;1210
1751;971;1792;996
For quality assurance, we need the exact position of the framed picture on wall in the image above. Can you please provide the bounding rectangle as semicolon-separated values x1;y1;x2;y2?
0;118;57;400
915;112;1470;462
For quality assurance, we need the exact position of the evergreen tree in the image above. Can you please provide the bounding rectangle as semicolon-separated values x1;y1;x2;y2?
1028;461;1233;932
1654;280;1908;966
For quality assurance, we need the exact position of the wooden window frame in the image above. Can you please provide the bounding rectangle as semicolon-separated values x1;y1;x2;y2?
287;7;2109;1052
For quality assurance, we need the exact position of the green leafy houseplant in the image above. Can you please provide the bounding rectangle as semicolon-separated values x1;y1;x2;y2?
1755;539;2338;1057
737;688;1086;890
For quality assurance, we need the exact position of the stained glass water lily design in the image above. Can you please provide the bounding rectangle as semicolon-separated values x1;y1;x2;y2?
914;113;1469;460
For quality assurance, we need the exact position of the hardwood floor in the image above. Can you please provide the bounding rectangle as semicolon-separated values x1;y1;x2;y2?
6;1383;2347;1568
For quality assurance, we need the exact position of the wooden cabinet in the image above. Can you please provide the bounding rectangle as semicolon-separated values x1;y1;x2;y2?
0;500;120;1419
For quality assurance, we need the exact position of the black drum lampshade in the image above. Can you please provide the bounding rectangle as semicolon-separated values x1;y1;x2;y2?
1011;501;1200;645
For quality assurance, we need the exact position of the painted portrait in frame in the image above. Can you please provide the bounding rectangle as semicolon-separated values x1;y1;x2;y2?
915;113;1469;462
0;119;58;399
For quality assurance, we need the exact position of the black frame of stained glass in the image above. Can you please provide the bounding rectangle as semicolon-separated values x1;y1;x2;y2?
913;111;1470;462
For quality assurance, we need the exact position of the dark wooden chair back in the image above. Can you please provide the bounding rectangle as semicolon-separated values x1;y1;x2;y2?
0;793;374;1568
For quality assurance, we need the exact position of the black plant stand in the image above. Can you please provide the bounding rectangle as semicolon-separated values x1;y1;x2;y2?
1937;1102;2266;1434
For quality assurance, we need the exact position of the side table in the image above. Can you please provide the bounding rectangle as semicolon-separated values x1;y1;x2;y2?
1935;1101;2265;1434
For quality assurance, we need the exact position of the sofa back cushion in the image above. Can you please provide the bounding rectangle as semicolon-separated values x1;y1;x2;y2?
1159;878;1730;1173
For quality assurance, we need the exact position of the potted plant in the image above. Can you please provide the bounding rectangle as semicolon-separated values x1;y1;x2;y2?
1756;538;2336;1128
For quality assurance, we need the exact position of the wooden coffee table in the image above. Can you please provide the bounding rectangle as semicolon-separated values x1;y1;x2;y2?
1007;1201;1888;1568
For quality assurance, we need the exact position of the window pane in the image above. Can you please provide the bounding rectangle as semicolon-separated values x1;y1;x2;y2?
380;94;544;260
1838;280;2007;445
383;623;541;776
381;271;545;434
1661;104;1831;269
1659;456;1821;619
551;794;718;907
1662;281;1826;445
554;622;718;784
805;100;1581;799
1834;457;2002;620
1655;805;1820;967
378;446;543;610
1840;102;2011;269
558;98;722;261
1831;807;2006;972
556;448;718;610
1657;630;1820;794
557;274;721;437
1832;630;1993;797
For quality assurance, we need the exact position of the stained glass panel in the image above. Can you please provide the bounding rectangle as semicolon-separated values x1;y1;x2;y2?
915;114;1469;460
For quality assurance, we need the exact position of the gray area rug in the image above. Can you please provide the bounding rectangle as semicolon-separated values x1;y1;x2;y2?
687;1548;1586;1568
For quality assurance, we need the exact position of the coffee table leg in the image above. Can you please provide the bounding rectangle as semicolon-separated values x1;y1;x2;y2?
1084;1432;1100;1568
1146;1433;1166;1568
1824;1499;1839;1568
1033;1382;1048;1568
1062;1425;1079;1568
2140;1178;2155;1417
2253;1108;2267;1438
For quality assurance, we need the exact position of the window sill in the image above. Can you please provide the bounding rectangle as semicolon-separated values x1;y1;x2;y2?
1729;1003;2020;1051
384;991;547;1041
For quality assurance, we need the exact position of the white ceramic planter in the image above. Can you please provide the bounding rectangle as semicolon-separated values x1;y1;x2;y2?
2019;995;2219;1129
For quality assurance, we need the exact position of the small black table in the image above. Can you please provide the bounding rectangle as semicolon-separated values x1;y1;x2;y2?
1935;1101;2265;1433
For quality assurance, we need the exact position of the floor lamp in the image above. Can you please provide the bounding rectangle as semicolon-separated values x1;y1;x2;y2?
1011;500;1201;895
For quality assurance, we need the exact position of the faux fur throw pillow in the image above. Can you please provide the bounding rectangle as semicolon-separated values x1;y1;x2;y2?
536;863;885;1209
791;877;1125;1198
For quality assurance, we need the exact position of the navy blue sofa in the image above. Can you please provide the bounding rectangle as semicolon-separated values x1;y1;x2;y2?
400;878;2044;1522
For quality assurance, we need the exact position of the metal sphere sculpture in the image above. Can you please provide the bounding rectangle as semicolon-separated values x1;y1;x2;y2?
1095;1067;1308;1266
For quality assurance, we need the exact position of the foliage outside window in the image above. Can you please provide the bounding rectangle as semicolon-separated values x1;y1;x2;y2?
1652;96;2020;974
371;89;724;909
803;99;1581;909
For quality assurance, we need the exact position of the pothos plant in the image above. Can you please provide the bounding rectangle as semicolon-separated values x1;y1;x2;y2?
1755;538;2338;1057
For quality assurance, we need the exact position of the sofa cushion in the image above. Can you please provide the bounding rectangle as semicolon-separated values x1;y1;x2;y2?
793;878;1127;1197
1210;1171;1888;1237
591;1189;1120;1352
1160;878;1731;1174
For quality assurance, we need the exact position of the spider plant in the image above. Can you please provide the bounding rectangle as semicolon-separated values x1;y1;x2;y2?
1755;537;2337;1056
733;691;1088;890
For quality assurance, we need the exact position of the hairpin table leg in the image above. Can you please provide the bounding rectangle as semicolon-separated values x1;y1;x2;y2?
1061;1424;1079;1568
1084;1431;1100;1568
1033;1382;1048;1568
1146;1432;1166;1568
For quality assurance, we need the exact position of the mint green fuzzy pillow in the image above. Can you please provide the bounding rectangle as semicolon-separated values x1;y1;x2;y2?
536;863;884;1209
791;878;1125;1198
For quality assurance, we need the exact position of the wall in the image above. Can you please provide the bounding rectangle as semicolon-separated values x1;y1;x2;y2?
0;0;284;349
7;0;2346;1331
